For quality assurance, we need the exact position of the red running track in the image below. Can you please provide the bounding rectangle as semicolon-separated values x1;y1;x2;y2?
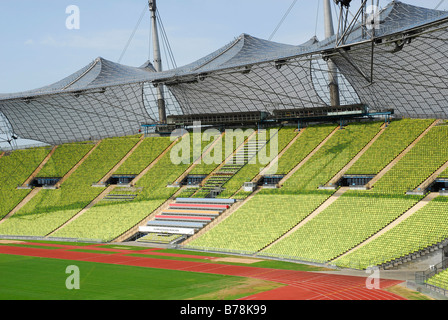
0;244;405;300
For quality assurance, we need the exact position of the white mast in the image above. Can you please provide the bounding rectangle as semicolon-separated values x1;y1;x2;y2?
323;0;341;107
149;0;167;123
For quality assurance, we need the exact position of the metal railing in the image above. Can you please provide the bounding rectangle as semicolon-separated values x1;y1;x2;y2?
423;283;448;296
176;245;337;269
416;258;448;283
0;235;104;244
0;142;50;152
415;258;448;296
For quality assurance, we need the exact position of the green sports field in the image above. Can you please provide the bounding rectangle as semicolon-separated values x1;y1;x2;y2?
0;254;282;300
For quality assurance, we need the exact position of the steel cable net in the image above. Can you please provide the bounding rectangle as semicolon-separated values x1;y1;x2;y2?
331;34;448;118
143;83;182;121
160;2;448;118
168;57;330;115
158;34;345;115
0;111;16;147
330;24;448;118
1;83;150;145
326;1;448;118
0;58;158;145
310;54;360;106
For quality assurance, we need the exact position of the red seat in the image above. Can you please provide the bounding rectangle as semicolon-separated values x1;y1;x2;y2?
156;215;212;221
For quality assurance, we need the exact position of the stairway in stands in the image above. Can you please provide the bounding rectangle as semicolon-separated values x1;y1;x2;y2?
102;187;143;202
137;198;236;245
194;136;267;198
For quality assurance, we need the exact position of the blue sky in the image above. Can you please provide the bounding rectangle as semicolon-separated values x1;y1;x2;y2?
0;0;447;94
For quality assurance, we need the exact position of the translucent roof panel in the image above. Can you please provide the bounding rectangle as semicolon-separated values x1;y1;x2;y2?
0;57;157;101
0;83;153;145
0;58;161;145
168;54;328;115
161;1;448;118
327;2;448;118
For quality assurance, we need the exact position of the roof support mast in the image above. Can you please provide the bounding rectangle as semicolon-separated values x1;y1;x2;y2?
323;0;341;107
149;0;167;124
